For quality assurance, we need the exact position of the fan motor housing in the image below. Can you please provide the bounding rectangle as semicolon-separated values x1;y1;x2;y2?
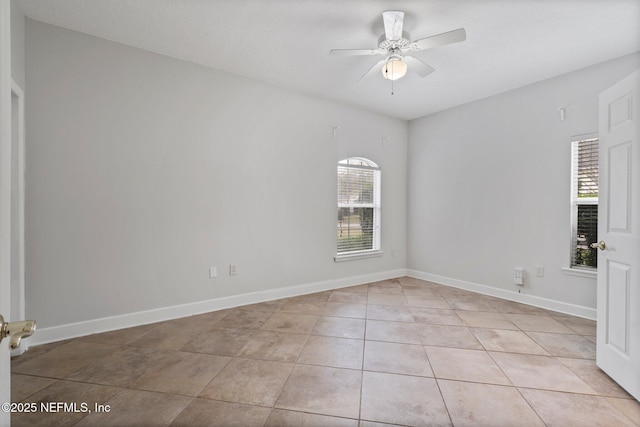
378;32;411;51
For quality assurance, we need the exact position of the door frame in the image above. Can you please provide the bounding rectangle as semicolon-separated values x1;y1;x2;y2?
10;79;26;356
1;0;14;424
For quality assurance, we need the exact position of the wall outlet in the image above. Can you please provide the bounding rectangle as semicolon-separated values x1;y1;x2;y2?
209;266;217;278
229;264;237;276
535;265;544;277
514;268;524;286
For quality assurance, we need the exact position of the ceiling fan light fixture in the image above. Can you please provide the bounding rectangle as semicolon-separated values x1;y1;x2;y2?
382;58;407;81
330;10;466;83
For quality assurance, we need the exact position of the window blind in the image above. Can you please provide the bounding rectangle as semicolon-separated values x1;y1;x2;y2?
337;159;381;254
570;137;599;268
575;138;599;199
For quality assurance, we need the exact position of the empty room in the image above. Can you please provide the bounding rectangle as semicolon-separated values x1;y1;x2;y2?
1;0;640;426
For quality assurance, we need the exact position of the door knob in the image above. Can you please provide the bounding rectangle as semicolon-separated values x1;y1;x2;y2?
590;241;606;251
0;314;36;350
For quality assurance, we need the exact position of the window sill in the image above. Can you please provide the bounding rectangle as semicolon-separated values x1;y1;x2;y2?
334;250;384;263
561;267;597;279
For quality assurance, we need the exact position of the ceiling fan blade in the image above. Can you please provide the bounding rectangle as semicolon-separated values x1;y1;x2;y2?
410;28;466;51
330;48;382;56
358;59;386;82
382;10;404;41
404;56;435;78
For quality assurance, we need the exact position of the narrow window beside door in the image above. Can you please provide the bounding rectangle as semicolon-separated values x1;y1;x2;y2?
570;136;599;269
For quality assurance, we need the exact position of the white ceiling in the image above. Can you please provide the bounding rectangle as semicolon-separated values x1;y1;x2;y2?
19;0;640;120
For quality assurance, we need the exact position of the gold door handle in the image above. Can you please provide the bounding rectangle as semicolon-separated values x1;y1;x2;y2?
590;241;606;251
0;314;36;350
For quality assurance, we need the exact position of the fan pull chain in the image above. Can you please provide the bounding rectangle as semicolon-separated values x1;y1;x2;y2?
391;60;395;95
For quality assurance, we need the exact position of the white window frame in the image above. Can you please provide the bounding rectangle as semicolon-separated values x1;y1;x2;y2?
566;134;599;275
335;157;382;262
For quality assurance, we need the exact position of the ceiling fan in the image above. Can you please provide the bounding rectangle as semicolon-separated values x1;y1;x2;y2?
330;11;466;82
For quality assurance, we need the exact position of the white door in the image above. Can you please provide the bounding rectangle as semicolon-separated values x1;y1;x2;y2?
596;69;640;401
1;1;13;425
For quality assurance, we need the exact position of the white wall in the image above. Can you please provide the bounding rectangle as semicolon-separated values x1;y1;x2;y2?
10;0;24;88
25;15;637;333
408;52;640;311
25;19;407;329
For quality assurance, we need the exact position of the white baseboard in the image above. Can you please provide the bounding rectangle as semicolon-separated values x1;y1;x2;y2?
27;266;596;348
407;269;596;320
29;268;407;347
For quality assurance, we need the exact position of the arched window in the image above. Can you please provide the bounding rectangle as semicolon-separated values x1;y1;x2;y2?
336;157;381;259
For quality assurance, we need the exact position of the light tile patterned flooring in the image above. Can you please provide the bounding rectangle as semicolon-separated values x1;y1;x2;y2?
10;277;640;426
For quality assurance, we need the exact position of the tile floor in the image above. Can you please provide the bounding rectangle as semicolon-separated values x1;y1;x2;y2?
10;277;640;426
